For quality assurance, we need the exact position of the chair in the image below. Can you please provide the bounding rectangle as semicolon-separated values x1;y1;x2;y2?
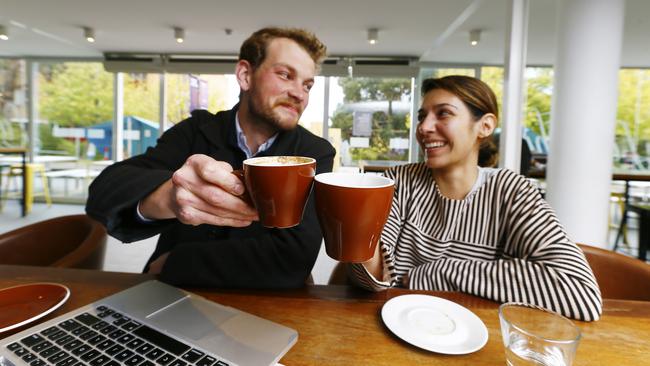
1;163;52;214
578;243;650;301
0;214;107;269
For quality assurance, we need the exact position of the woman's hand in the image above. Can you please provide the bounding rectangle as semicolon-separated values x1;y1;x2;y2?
362;243;384;281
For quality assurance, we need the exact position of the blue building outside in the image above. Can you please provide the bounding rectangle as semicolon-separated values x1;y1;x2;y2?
86;116;159;159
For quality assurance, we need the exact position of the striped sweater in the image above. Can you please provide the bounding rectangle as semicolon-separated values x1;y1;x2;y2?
351;163;603;321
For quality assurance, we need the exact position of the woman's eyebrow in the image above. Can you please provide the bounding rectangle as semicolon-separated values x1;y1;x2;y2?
431;103;459;110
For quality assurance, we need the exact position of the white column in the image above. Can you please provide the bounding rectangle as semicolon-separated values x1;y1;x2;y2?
322;77;330;141
409;77;420;163
499;0;529;173
27;60;39;162
546;0;625;247
113;72;124;162
159;73;167;136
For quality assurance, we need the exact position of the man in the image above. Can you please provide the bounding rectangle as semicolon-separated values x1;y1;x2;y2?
86;27;335;288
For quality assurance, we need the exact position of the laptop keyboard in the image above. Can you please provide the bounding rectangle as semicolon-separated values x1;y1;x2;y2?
4;305;230;366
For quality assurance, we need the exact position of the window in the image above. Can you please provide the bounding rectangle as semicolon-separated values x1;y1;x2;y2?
0;59;28;147
122;73;160;159
327;76;413;170
616;69;650;170
37;61;114;201
164;73;231;129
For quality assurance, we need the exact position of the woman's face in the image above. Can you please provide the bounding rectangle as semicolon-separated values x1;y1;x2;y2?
416;88;492;171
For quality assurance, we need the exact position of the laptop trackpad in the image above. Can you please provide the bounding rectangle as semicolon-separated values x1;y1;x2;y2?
146;295;298;365
147;297;237;341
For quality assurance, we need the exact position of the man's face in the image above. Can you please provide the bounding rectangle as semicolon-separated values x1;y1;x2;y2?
243;38;317;131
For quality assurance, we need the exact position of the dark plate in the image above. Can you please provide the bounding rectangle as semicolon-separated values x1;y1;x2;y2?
0;283;70;333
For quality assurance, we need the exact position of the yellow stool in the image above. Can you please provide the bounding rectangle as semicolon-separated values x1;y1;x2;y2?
1;163;52;214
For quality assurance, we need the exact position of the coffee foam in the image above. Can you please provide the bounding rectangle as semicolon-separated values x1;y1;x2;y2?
245;156;314;166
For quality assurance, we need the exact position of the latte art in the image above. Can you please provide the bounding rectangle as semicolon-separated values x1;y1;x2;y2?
245;156;313;166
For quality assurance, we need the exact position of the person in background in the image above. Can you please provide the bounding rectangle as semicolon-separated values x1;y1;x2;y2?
350;75;602;321
86;27;335;288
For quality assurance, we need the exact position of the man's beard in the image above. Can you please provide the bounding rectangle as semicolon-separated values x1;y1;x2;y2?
248;95;302;132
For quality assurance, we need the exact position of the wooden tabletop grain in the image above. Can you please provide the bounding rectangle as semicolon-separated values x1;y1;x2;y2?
0;265;648;365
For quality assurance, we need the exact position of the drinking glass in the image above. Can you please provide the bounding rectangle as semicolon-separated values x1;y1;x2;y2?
499;303;581;366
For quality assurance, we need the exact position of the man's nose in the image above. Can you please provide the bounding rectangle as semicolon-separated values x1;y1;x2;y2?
287;81;307;102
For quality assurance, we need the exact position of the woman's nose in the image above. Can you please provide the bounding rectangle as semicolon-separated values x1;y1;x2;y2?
418;114;437;133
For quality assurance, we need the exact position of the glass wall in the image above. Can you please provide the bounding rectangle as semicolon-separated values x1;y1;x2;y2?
299;75;325;138
0;59;28;147
164;73;231;129
121;73;160;159
8;55;648;205
615;69;650;170
38;62;113;159
326;76;413;171
36;61;114;201
420;67;476;79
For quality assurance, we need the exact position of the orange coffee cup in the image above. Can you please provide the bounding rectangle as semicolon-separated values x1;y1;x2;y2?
237;156;316;228
314;173;394;262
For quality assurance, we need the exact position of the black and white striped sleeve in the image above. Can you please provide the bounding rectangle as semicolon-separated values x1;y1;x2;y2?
407;173;603;321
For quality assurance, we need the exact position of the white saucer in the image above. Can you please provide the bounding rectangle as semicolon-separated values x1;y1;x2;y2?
381;294;488;354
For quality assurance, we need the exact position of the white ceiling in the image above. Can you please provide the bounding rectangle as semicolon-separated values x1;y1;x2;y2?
1;0;649;67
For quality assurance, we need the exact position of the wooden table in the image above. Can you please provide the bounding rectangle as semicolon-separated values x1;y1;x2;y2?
1;265;649;365
0;147;27;216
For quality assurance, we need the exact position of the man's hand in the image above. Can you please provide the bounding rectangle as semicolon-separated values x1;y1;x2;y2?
140;154;259;227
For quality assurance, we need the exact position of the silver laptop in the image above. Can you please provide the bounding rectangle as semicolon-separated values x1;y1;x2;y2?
0;281;297;366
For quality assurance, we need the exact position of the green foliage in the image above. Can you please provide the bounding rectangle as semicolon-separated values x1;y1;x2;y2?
39;63;113;126
123;73;159;121
330;111;352;140
617;69;650;141
339;77;410;115
31;63;231;155
38;64;230;128
38;124;75;154
0;117;24;146
524;68;553;136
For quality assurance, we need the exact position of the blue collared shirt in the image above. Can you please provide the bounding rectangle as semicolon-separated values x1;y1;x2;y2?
235;112;278;159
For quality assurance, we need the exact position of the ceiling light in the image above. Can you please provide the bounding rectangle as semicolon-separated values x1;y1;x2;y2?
83;27;95;43
0;25;8;41
367;28;378;45
469;29;481;46
174;27;184;43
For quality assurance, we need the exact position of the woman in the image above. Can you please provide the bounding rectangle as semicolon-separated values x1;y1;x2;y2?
350;75;602;321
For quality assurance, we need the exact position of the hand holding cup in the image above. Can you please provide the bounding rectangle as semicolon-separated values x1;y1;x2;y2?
166;154;258;227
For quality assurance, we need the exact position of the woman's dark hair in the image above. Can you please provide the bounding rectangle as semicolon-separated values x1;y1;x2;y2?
421;75;499;167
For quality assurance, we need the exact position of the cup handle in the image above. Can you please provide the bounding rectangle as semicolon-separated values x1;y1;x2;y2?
231;169;254;207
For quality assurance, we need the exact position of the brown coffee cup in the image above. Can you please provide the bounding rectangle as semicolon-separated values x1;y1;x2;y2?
236;156;316;228
314;173;394;263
